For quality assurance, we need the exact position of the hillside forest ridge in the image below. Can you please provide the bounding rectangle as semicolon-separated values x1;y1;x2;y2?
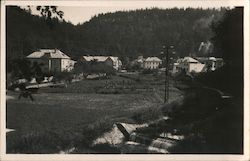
7;6;225;61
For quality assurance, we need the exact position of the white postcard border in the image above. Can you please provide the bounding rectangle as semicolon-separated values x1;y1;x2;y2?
1;1;249;161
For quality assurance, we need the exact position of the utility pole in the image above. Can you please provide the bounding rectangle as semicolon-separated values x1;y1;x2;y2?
162;45;174;103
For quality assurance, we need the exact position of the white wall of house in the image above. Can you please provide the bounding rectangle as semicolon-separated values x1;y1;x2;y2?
188;63;206;73
143;61;162;69
61;59;75;72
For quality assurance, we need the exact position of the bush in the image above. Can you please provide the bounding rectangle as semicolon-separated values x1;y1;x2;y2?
161;87;222;124
195;65;243;99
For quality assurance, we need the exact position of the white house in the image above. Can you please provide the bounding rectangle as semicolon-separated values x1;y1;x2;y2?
26;49;76;72
143;57;162;69
81;56;122;70
173;57;206;74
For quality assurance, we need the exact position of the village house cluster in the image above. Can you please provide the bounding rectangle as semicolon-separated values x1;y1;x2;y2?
172;56;224;75
26;49;224;76
26;49;123;72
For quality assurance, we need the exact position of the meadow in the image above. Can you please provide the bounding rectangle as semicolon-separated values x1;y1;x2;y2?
6;74;183;153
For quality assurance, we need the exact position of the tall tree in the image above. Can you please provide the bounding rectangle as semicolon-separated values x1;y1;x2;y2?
211;7;243;68
36;6;64;19
197;7;244;97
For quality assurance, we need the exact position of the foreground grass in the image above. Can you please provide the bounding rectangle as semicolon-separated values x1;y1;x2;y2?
6;74;183;153
6;92;165;153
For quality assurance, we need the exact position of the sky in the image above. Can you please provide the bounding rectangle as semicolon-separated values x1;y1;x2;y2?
58;6;148;25
20;1;241;25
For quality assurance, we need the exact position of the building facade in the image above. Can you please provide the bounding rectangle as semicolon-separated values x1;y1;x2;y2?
143;57;162;69
173;57;206;74
26;49;75;72
81;56;122;70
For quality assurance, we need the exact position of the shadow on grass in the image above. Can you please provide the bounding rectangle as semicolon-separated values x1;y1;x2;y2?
130;86;243;154
162;87;243;154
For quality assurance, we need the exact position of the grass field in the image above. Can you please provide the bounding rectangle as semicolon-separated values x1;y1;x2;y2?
7;92;161;153
6;74;183;153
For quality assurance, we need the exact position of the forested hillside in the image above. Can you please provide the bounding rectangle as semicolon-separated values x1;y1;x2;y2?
6;6;225;62
6;6;78;60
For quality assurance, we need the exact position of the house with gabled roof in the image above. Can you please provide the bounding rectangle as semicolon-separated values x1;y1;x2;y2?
143;57;162;69
81;56;122;70
173;56;206;74
26;49;76;72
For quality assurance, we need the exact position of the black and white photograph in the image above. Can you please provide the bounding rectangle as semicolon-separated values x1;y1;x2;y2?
0;0;249;160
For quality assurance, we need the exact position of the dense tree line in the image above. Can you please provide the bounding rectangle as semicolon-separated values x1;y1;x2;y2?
192;7;243;153
197;7;243;97
77;8;224;59
6;6;78;61
159;7;243;153
7;6;225;65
